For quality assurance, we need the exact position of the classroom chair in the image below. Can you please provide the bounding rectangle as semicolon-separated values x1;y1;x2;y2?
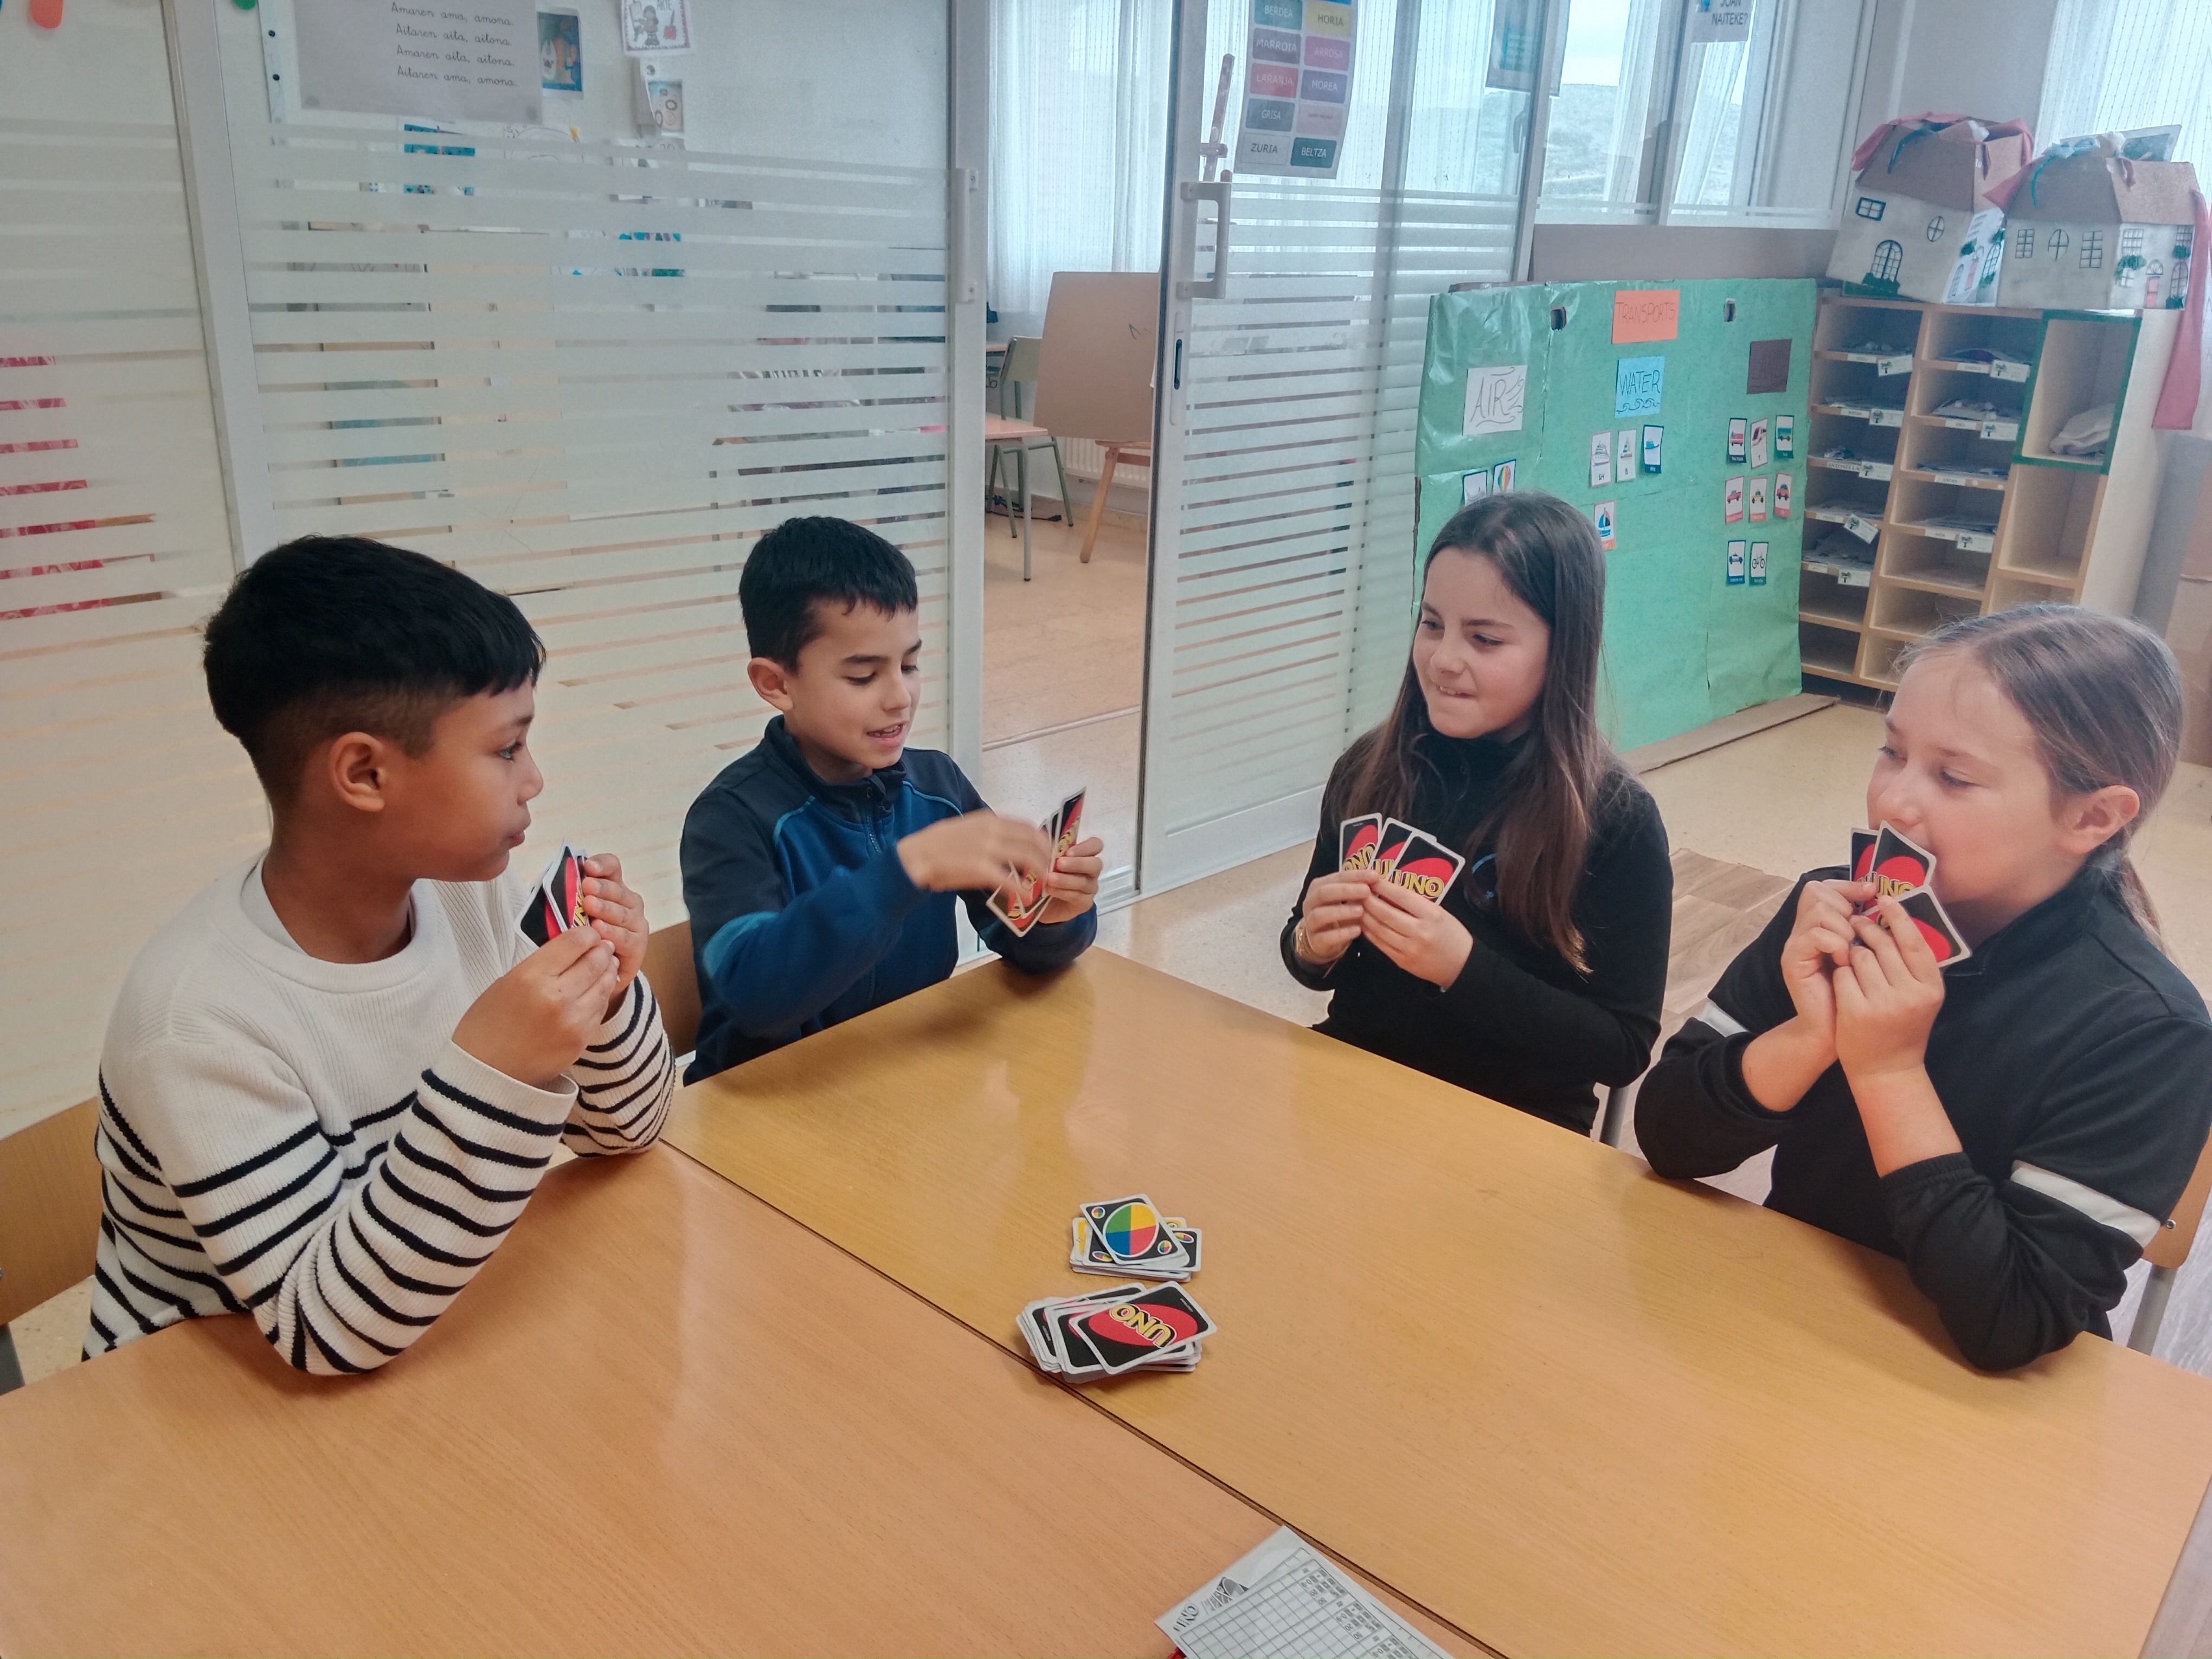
2130;1133;2212;1354
986;337;1071;533
0;1097;102;1393
642;918;703;1064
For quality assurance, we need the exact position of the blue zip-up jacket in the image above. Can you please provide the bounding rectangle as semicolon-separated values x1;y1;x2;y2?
679;716;1095;1081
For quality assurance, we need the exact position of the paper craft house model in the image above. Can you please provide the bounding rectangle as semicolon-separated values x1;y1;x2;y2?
1995;140;2198;312
1828;119;2031;305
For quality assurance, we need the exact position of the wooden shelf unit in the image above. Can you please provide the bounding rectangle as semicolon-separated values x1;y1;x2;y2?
1799;294;2181;691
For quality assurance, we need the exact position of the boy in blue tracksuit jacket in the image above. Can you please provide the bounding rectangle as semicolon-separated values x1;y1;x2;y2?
680;517;1103;1082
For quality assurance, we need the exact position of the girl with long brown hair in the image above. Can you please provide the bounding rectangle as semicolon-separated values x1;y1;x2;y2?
1638;604;2212;1370
1281;492;1673;1133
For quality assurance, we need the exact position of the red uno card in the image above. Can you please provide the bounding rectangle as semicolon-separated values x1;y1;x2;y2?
1340;813;1382;873
1374;818;1418;876
517;842;587;947
1849;829;1876;884
1861;822;1934;912
1895;887;1972;967
1383;829;1465;903
1052;788;1086;862
1072;1283;1216;1374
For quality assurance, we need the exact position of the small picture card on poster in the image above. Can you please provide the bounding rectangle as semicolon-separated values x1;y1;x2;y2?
1747;474;1769;521
1616;428;1636;478
1749;416;1770;468
1591;501;1617;550
1727;417;1748;464
1724;475;1745;523
1726;539;1748;585
1589;432;1613;488
1462;467;1491;504
1773;471;1793;518
1748;541;1769;584
620;0;691;55
1641;424;1663;474
1492;457;1517;492
1774;413;1795;458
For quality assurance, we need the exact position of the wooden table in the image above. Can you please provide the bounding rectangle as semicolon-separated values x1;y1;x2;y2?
666;950;2212;1658
0;1146;1471;1656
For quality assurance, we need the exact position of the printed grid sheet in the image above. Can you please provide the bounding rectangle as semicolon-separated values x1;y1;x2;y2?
1172;1533;1448;1659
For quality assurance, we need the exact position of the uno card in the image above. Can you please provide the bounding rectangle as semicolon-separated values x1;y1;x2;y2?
1049;1307;1111;1377
1895;887;1973;967
1849;829;1876;884
1374;818;1419;877
1382;829;1465;903
1340;813;1384;873
1867;821;1934;904
1071;1283;1216;1374
517;843;587;946
987;867;1050;937
1082;1195;1192;1269
1052;789;1086;861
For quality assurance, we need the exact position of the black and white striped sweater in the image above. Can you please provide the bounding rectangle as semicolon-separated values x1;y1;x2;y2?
87;858;676;1374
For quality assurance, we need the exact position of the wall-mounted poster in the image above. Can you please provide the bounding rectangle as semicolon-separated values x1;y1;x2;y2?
539;10;581;92
1235;0;1355;179
619;0;690;55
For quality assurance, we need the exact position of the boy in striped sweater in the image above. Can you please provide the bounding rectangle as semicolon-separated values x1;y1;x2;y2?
87;537;676;1374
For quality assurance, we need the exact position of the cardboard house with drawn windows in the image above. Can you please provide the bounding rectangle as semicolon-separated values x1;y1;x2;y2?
1995;142;2198;312
1827;118;2033;305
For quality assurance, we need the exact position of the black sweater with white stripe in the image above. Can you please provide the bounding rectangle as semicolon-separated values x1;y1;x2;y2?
87;858;675;1374
1636;864;2212;1370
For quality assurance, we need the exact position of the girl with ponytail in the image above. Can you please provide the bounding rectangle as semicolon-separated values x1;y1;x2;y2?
1639;604;2212;1371
1281;492;1674;1133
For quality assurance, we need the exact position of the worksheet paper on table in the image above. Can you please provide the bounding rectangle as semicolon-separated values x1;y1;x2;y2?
1158;1527;1450;1659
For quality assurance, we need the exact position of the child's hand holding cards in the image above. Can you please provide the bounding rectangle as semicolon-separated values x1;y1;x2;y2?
517;841;589;948
987;787;1099;936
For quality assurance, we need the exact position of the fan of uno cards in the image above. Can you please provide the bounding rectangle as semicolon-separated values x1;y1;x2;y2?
1340;813;1467;900
517;843;589;947
1846;822;1970;966
988;787;1085;938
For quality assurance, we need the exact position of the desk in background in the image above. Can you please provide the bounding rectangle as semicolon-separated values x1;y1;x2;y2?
667;950;2212;1658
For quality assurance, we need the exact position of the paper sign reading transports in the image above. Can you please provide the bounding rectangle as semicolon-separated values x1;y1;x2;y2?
1611;288;1680;343
295;0;542;125
1463;364;1526;436
1235;0;1358;179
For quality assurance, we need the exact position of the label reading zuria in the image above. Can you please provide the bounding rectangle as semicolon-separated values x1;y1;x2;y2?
1237;0;1358;179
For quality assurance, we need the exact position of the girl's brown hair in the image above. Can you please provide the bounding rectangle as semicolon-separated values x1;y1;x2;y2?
1340;491;1623;971
1904;603;2182;940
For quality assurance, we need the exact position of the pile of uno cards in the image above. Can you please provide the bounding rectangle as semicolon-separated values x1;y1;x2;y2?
1018;1280;1214;1379
988;786;1085;937
1069;1193;1200;1281
1849;821;1971;966
1338;813;1466;901
517;842;590;947
1019;1193;1215;1380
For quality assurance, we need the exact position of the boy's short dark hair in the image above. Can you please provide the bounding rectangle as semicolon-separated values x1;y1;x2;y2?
740;517;919;667
203;535;545;802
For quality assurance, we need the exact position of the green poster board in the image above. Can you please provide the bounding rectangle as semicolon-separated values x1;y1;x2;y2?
1414;278;1815;750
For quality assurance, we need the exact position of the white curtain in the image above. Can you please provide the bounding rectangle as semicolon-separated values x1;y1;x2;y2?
988;0;1174;331
2040;0;2212;173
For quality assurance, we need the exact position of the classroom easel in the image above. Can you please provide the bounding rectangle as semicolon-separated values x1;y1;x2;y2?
1034;272;1159;569
1077;442;1148;564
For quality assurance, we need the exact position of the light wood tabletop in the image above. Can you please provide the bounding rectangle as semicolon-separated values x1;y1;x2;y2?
665;949;2212;1658
0;1145;1475;1657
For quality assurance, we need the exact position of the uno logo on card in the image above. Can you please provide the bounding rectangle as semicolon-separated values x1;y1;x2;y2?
1390;856;1456;902
1342;822;1381;871
1873;857;1926;897
1086;1302;1201;1351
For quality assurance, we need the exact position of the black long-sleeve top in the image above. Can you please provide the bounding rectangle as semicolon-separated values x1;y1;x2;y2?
1281;734;1673;1133
1636;863;2212;1370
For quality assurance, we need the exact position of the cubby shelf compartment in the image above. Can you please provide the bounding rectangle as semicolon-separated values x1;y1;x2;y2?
1797;292;2179;693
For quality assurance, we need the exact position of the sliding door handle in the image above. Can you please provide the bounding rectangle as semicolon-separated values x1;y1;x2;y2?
1175;178;1232;301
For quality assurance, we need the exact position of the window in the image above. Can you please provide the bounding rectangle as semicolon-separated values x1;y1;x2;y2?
1870;239;1903;283
2051;228;2072;259
1539;0;1872;227
2043;0;2212;180
1855;195;1885;220
1925;214;1946;242
2082;229;2105;267
2016;226;2036;259
2123;226;2147;259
